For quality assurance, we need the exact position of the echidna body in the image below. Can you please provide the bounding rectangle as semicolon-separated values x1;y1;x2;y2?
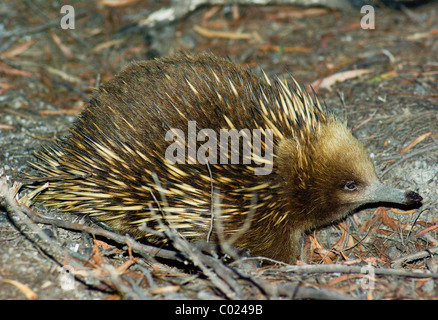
32;53;422;263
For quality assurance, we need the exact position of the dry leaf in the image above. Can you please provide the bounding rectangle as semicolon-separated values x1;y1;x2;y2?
363;257;384;266
94;239;114;250
310;232;324;249
391;208;419;214
413;224;438;237
313;248;334;264
360;214;380;233
51;33;73;58
258;44;311;53
398;132;434;155
266;8;330;19
115;257;138;274
328;274;362;286
367;70;398;83
102;294;122;300
312;69;373;91
91;39;124;53
0;62;32;77
0;82;18;92
92;242;105;265
193;25;253;40
98;0;140;6
149;285;180;294
0;124;16;129
1;279;38;300
378;208;398;231
0;39;37;58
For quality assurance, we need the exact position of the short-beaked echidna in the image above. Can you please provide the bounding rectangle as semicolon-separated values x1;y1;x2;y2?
31;52;422;264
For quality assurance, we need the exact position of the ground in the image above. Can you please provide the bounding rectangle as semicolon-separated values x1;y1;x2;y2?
0;0;437;300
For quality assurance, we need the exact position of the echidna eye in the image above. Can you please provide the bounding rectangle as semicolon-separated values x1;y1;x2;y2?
344;181;358;191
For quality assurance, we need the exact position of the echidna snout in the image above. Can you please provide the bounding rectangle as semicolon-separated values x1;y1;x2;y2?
30;52;422;264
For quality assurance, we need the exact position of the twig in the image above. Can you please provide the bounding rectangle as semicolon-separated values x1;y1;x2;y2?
0;12;87;39
30;213;183;262
193;25;255;40
276;282;355;300
130;0;353;33
267;263;438;279
380;143;438;177
351;109;378;132
391;247;438;269
0;173;65;262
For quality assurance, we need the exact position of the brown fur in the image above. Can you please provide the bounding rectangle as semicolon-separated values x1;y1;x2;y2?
31;52;420;264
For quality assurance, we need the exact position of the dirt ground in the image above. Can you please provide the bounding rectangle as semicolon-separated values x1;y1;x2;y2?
0;0;437;301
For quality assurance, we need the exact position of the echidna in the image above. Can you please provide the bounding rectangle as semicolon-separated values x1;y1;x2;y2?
31;52;422;264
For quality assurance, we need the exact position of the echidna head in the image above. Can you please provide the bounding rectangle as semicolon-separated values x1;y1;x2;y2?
277;117;422;230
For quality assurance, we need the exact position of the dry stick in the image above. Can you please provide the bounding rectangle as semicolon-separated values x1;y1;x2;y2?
31;213;183;262
0;12;87;39
391;247;438;269
269;264;438;279
0;175;65;262
380;143;438;177
228;256;355;299
134;0;353;31
276;282;355;300
351;109;378;132
1;176;129;291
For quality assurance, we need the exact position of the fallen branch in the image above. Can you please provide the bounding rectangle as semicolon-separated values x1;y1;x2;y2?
267;263;438;279
130;0;353;33
391;247;438;269
0;172;65;263
0;12;87;39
